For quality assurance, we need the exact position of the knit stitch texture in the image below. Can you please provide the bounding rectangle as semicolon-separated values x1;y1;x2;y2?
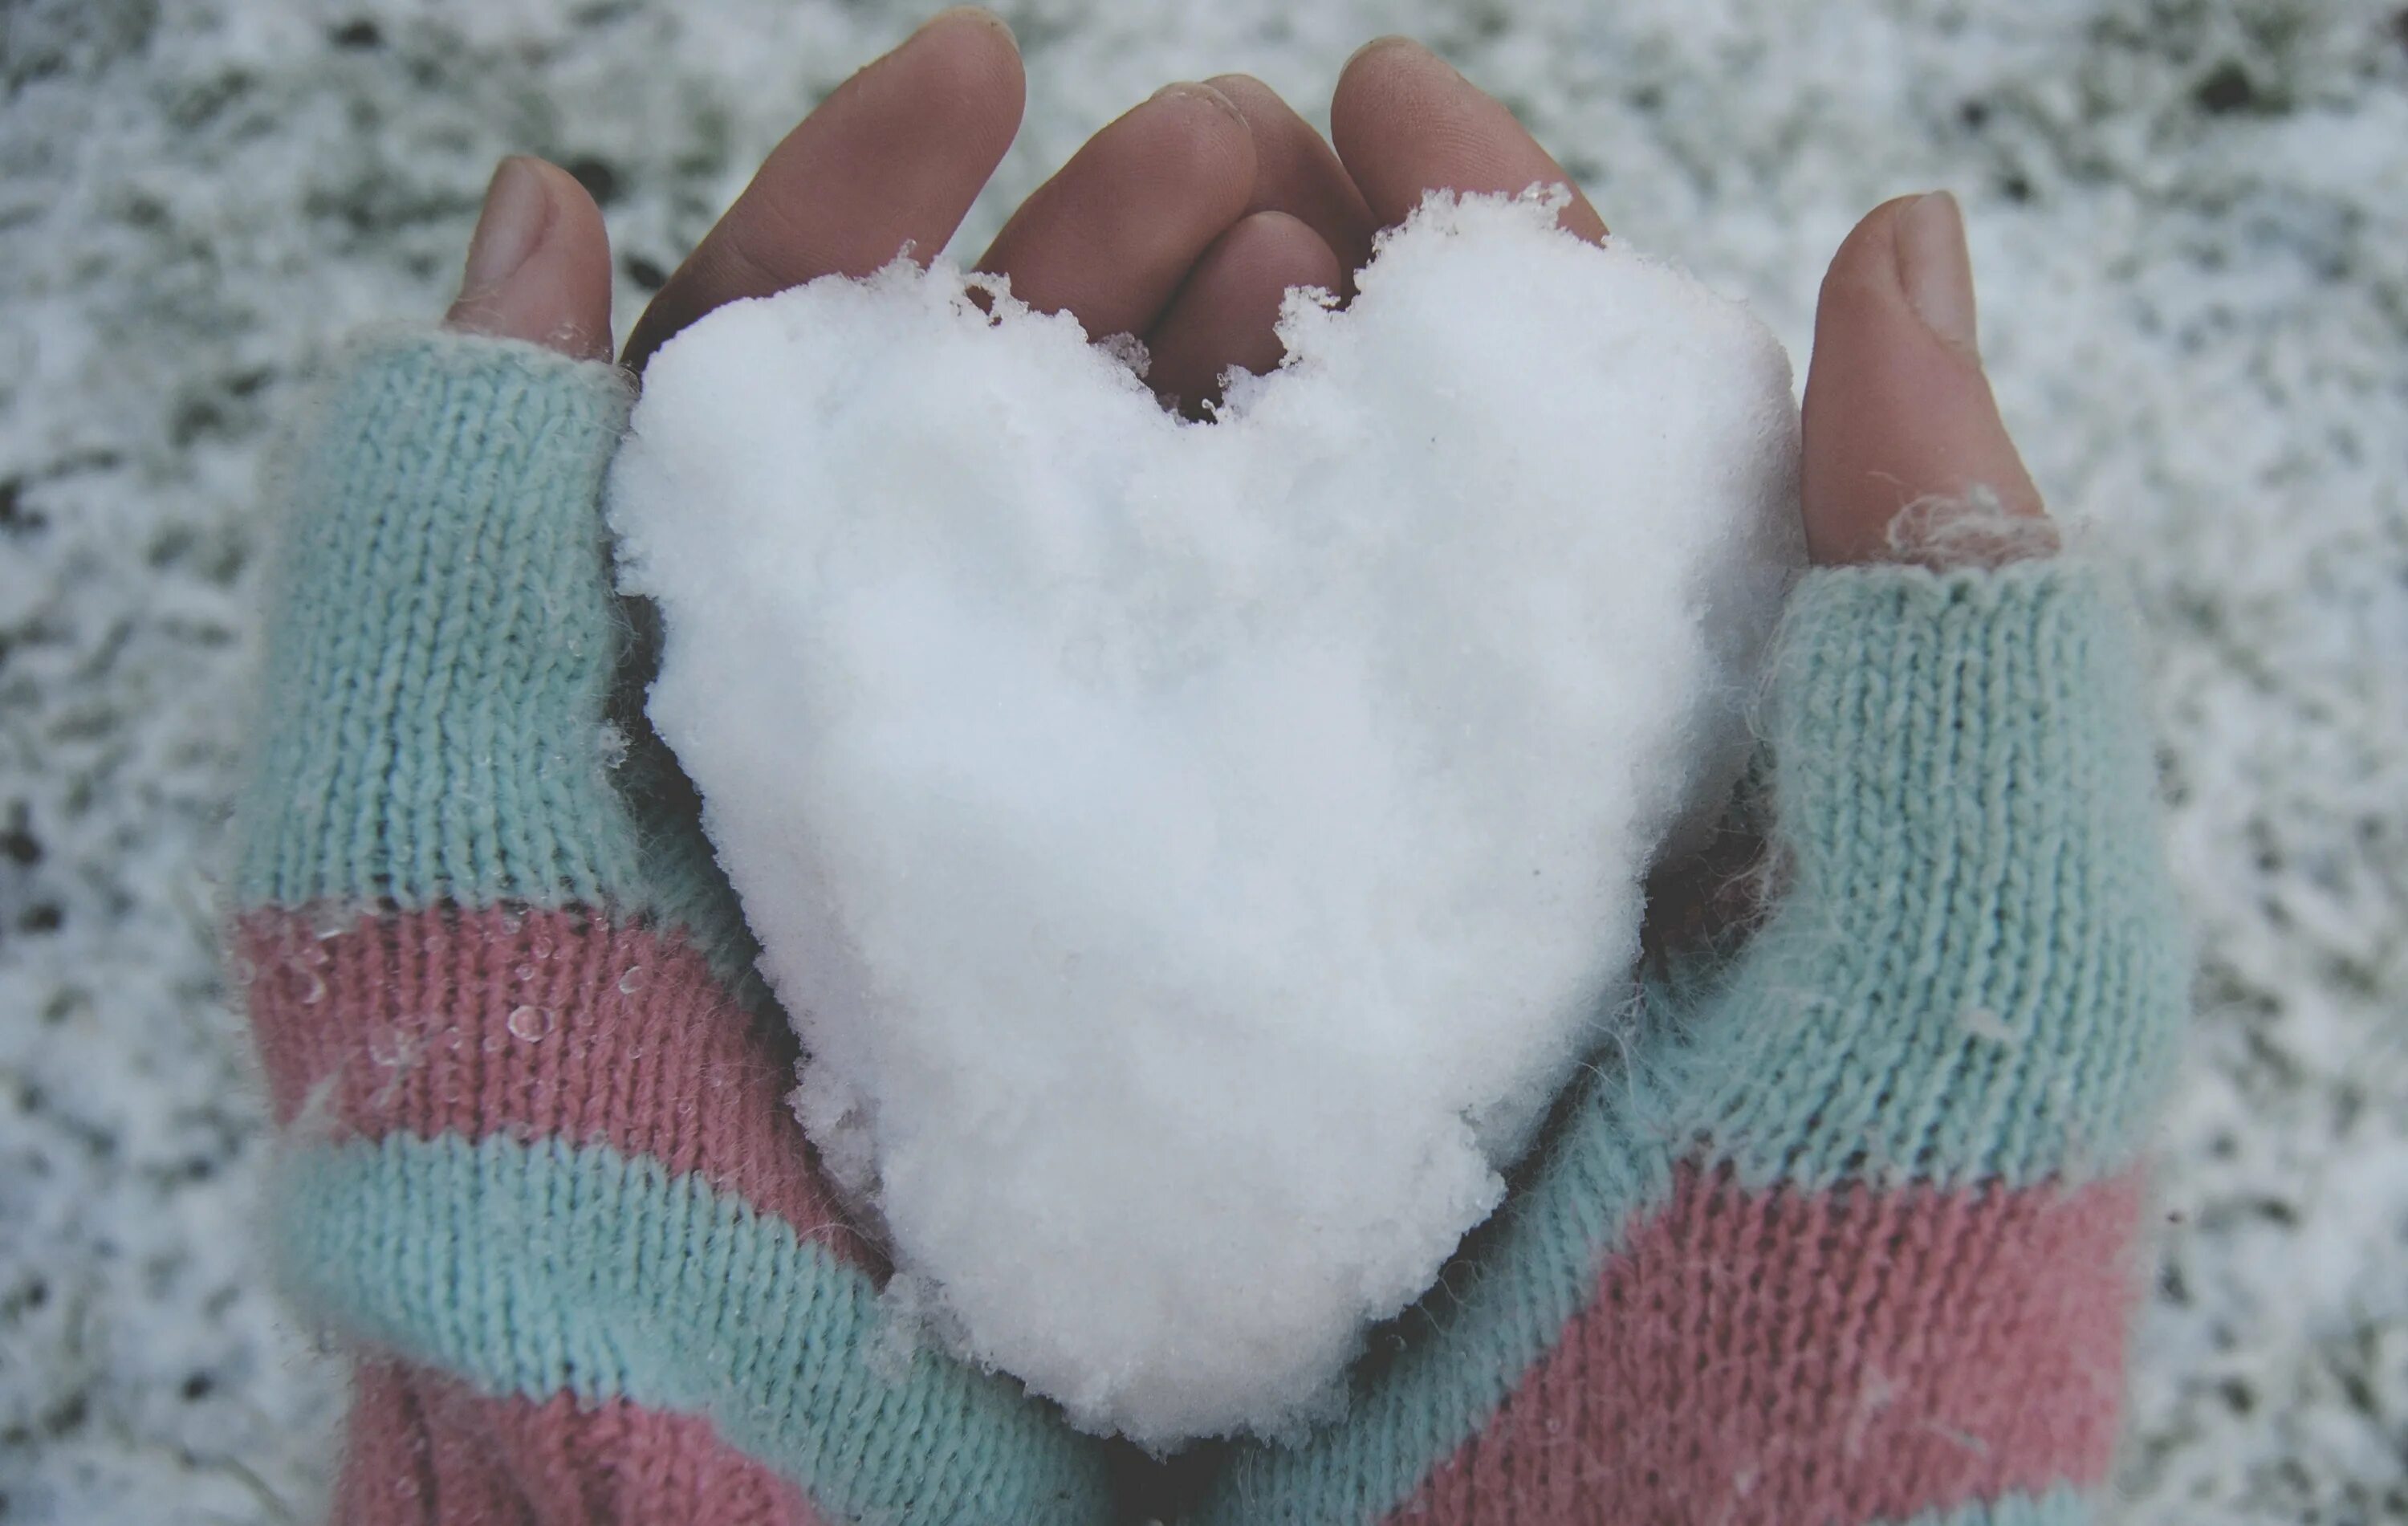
233;332;1114;1525
230;331;2188;1525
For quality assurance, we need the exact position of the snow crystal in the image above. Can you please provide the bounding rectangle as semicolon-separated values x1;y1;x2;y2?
608;189;1803;1444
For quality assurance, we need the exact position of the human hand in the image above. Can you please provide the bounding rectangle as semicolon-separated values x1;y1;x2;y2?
1169;39;2180;1526
1317;38;2052;567
456;6;1364;416
451;25;2050;564
240;12;1263;1523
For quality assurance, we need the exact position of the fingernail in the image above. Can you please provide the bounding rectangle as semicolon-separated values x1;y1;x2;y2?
459;157;551;299
1893;190;1979;355
1149;81;1244;122
1344;35;1425;71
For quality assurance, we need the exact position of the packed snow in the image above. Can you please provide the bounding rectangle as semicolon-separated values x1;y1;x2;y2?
607;189;1803;1443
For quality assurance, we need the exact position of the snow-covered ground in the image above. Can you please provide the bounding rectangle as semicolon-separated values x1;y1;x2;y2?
2;0;2402;1520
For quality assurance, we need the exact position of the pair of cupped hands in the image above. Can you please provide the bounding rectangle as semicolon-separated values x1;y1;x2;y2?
444;8;2048;569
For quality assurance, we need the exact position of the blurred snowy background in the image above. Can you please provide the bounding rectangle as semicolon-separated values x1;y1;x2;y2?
1;0;2402;1520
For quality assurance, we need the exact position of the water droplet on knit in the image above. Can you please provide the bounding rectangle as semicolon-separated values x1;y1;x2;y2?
506;1004;554;1042
311;905;349;941
1959;1007;2019;1045
531;937;555;961
617;965;649;995
294;967;326;1005
514;962;537;983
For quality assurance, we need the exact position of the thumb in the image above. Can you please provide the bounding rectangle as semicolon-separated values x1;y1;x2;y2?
1799;191;2052;566
445;156;616;361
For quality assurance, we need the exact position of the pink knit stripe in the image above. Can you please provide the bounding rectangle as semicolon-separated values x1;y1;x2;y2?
1394;1165;2146;1526
336;1357;832;1525
235;905;874;1269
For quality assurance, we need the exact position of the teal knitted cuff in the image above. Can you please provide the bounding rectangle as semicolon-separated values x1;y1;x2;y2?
1658;558;2190;1189
275;1131;1117;1524
234;330;645;914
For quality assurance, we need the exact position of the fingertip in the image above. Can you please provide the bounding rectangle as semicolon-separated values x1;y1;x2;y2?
622;15;1023;369
1329;35;1443;153
1242;208;1345;292
1202;72;1378;283
974;80;1257;340
1337;34;1430;87
1146;209;1340;414
1202;70;1270;97
898;6;1027;135
1328;35;1606;243
1198;72;1284;159
1800;193;2047;566
446;156;615;360
920;4;1017;49
1141;83;1259;185
1814;194;1917;299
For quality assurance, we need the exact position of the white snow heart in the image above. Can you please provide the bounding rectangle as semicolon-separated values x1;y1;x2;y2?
605;190;1804;1447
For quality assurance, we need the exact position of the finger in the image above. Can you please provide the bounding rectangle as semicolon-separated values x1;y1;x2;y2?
1201;73;1377;287
977;83;1256;342
445;157;614;360
1145;210;1343;414
1328;37;1607;242
622;7;1024;369
1799;192;2050;566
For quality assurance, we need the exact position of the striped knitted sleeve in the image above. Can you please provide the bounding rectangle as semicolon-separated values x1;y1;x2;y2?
1190;560;2190;1526
227;330;1112;1525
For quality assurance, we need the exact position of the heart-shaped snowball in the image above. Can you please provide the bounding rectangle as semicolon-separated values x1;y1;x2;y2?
606;190;1802;1447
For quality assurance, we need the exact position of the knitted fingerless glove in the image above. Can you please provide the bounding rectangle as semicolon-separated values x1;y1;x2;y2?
229;332;1116;1524
1182;560;2190;1523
